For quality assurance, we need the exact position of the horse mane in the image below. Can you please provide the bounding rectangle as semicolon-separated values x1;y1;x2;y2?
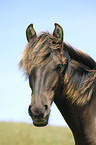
63;43;96;70
19;31;96;76
63;64;96;105
63;43;96;105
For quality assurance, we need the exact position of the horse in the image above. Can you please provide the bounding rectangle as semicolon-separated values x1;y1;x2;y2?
19;23;96;145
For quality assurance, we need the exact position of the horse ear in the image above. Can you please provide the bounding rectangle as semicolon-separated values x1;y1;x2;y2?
26;24;37;42
53;23;63;41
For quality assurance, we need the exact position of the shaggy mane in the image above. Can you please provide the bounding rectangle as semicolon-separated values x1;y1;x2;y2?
64;43;96;70
19;31;96;76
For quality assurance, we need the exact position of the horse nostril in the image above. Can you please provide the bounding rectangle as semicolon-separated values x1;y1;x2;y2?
28;105;32;116
28;104;46;118
44;105;48;111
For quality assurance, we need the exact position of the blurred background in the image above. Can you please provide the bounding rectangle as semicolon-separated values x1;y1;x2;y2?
0;0;96;127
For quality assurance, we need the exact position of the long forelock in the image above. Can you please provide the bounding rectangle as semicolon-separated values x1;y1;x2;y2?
19;32;62;75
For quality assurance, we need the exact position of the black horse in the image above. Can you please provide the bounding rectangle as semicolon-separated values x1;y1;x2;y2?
19;23;96;145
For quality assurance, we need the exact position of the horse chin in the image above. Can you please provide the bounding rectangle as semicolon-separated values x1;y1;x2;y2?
33;121;48;127
33;118;48;127
33;120;48;127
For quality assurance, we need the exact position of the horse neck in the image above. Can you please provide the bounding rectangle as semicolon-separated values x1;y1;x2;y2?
54;88;96;145
54;59;96;145
54;90;86;145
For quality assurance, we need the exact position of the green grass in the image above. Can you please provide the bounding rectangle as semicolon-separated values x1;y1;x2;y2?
0;122;74;145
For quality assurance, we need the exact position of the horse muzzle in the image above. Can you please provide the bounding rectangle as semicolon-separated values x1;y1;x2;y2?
28;104;50;127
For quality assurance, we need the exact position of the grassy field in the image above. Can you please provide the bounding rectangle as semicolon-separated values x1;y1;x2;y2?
0;122;74;145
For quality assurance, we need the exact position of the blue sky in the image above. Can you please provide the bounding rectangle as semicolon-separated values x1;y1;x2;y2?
0;0;96;126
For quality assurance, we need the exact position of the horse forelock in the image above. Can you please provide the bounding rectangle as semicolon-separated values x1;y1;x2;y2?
19;32;63;75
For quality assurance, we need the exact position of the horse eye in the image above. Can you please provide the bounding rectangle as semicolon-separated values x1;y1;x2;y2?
52;86;55;91
43;52;51;60
52;41;56;44
55;64;61;72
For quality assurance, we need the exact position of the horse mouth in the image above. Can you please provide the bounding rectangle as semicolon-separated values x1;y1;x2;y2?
28;105;50;127
33;118;48;127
